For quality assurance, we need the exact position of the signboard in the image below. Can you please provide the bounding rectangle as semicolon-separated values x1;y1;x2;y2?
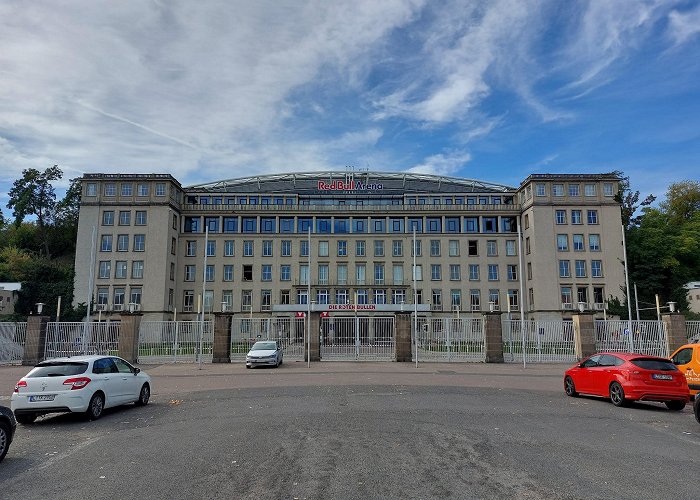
317;179;383;192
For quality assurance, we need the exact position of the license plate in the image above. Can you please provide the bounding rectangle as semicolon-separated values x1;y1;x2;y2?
29;394;55;402
652;374;673;380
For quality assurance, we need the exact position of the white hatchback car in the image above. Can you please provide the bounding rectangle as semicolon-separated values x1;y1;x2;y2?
246;341;283;368
11;355;151;424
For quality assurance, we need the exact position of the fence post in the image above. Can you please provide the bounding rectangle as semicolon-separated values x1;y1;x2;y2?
23;315;49;366
213;312;233;363
395;312;412;362
572;312;596;360
306;312;321;362
118;312;143;363
483;312;504;363
662;312;687;356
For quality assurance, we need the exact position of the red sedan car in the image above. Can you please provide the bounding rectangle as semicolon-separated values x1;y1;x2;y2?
564;352;689;410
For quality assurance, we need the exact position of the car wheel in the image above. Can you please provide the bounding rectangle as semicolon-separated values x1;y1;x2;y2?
564;376;578;397
86;392;105;421
609;382;627;407
694;397;700;424
246;365;251;369
0;421;10;463
664;400;686;411
135;383;150;406
15;413;36;425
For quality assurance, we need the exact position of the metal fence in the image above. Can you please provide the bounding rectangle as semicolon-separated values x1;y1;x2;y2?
138;320;214;363
415;317;485;362
0;322;27;365
45;322;121;359
687;321;700;342
502;320;576;363
594;320;668;357
320;316;395;361
230;317;306;361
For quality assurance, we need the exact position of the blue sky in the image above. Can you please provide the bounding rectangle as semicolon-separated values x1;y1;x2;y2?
1;0;699;214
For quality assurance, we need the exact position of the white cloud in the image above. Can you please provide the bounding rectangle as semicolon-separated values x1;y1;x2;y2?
407;151;471;176
668;4;700;46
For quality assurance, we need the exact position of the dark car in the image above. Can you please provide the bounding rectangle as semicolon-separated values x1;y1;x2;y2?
695;395;700;424
0;404;17;463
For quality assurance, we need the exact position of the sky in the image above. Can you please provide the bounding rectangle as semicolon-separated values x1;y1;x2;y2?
1;0;699;214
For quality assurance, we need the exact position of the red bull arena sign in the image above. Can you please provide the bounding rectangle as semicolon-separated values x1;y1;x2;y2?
317;179;384;191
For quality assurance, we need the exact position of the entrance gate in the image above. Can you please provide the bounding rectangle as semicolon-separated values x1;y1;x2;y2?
320;316;395;361
230;317;306;361
415;317;486;362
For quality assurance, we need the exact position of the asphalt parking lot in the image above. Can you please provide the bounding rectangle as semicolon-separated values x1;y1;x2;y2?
1;362;698;500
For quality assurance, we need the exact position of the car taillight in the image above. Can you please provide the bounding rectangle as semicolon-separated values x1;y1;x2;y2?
14;380;27;393
63;377;91;390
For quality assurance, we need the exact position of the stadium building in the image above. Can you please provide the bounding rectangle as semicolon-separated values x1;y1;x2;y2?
73;170;625;322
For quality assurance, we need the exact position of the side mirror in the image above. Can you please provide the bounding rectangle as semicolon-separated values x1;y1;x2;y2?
134;368;141;375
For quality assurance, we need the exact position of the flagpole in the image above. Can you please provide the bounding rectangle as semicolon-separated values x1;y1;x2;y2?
517;217;526;368
413;228;418;368
199;226;209;370
307;226;311;368
621;224;634;352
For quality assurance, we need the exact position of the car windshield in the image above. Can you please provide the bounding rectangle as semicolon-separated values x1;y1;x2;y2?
252;342;277;351
27;362;89;378
630;358;677;371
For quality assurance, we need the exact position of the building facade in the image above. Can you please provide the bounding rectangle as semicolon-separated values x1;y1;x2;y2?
73;171;624;321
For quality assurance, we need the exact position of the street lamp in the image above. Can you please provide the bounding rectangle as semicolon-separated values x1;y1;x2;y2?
578;302;586;313
668;302;676;313
36;303;45;315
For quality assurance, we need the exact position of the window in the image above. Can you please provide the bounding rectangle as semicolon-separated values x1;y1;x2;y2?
432;289;442;310
486;240;497;256
552;184;564;196
244;241;254;257
338;240;347;257
170;262;175;280
171;237;176;255
469;289;480;311
373;289;386;304
281;240;291;257
446;217;459;233
318;264;329;285
589;234;600;251
591;260;603;277
469;264;479;281
261;264;272;281
505;240;516;256
489;289;500;309
316;289;328;305
206;217;220;233
585;184;597;197
488;264;499;281
587;210;598;224
318;241;329;257
483;218;497;233
280;290;290;305
224;217;238;233
393;264;404;285
507;265;517;281
224;240;234;257
117;234;129;252
603;183;615;196
465;217;479;233
132;261;144;279
115;261;127;279
223;265;234;281
206;240;216;257
135;211;147;225
263;240;273;257
104;183;116;196
570;210;582;225
468;240;478;256
526;237;530;254
508;290;519;310
392;240;402;257
356;264;366;285
300;240;309;257
575;260;586;278
561;287;572;308
130;287;142;305
100;235;113;252
356;240;365;257
557;234;569;251
449;264;460;281
113;288;125;308
119;211;131;226
430;240;440;257
243;265;253;282
573;234;584;251
372;218;385;233
353;218;366;233
120;183;133;196
357;289;368;304
335;289;348;305
568;184;580;197
280;264;291;281
449;240;459;257
337;264;348;285
412;239;422;257
299;264;309;285
527;262;532;280
86;183;97;197
393;289;406;304
555;210;566;225
374;263;385;285
185;217;200;233
451;290;461;308
185;265;196;281
186;241;197;257
137;184;149;197
183;290;194;312
261;218;275;233
431;264;441;281
133;234;145;252
98;261;111;279
242;290;253;311
102;211;114;225
242;217;256;233
559;260;570;278
536;183;546;196
374;240;384;257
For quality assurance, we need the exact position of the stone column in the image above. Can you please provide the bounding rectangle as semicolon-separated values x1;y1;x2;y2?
573;312;596;360
118;313;143;363
395;312;412;362
305;312;321;362
213;313;233;363
23;315;49;366
662;312;687;355
483;312;504;363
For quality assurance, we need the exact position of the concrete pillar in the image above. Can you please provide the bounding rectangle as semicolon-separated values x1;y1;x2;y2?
213;313;233;363
483;312;503;363
305;312;321;362
118;313;143;363
662;313;687;355
573;312;596;360
395;312;412;362
23;315;49;366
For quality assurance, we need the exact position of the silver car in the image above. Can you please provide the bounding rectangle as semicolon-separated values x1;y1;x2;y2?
246;341;283;368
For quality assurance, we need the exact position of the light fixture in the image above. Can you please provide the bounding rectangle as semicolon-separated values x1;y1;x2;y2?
36;303;45;314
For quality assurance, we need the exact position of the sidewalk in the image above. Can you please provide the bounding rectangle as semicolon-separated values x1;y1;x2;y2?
0;361;568;399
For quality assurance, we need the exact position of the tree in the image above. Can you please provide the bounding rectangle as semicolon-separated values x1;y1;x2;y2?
609;171;656;229
660;181;700;224
7;165;63;257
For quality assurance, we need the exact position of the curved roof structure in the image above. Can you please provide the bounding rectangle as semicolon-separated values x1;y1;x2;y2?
186;171;515;194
